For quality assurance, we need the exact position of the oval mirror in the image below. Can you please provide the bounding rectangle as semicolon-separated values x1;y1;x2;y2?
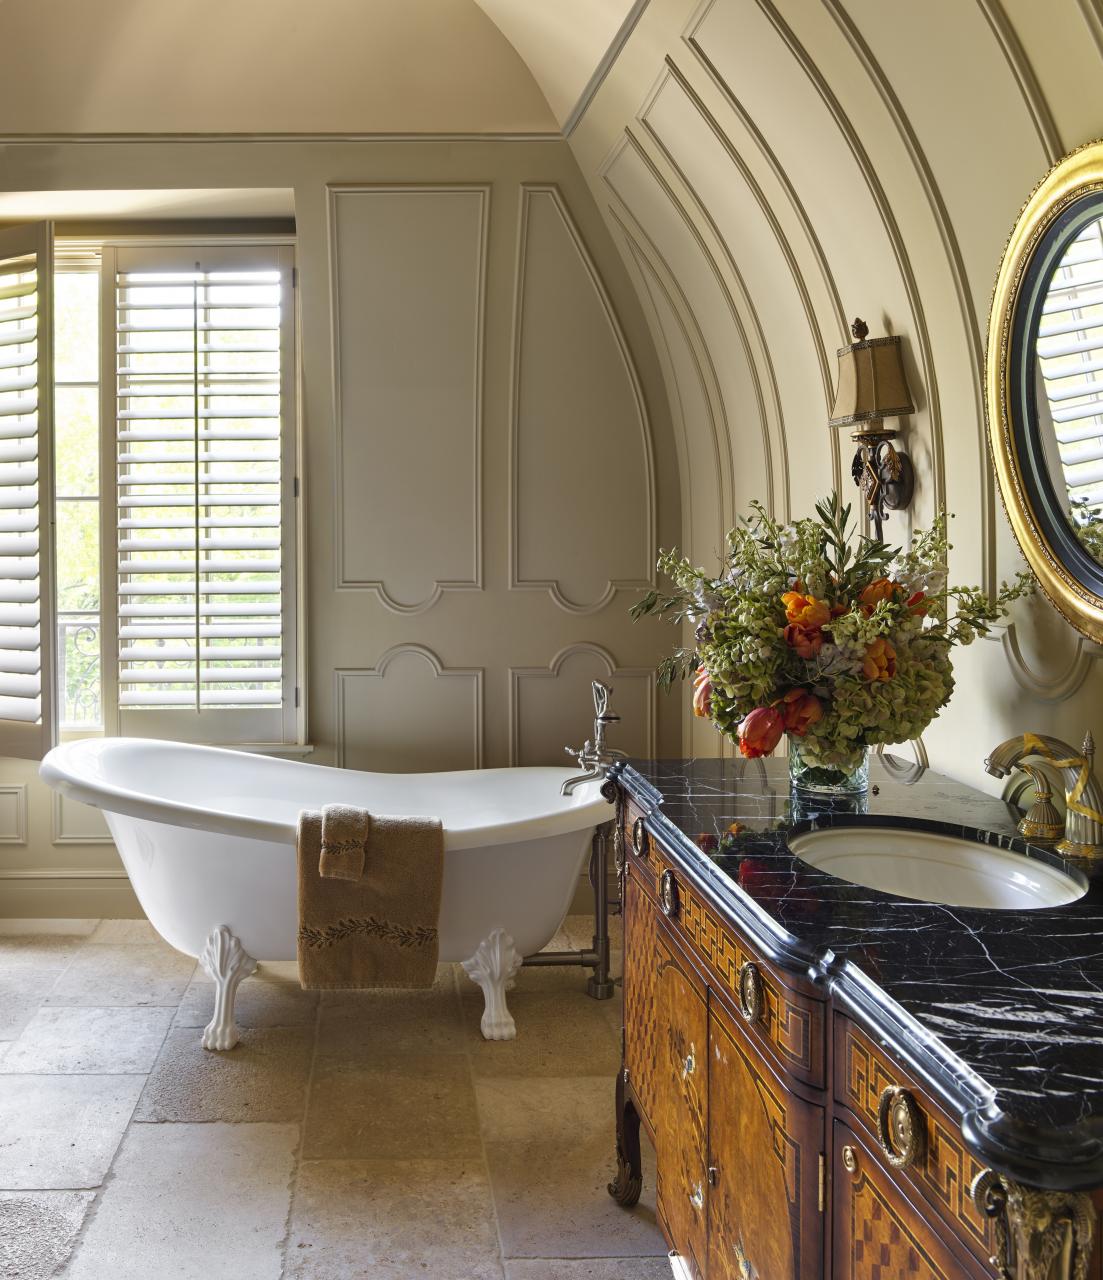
988;140;1103;641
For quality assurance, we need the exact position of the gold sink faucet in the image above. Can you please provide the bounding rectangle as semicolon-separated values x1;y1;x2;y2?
984;731;1103;865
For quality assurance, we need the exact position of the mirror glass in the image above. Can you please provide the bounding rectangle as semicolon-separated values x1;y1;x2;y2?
1030;203;1103;568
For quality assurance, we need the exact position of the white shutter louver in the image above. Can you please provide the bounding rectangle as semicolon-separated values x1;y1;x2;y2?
0;222;55;760
1036;215;1103;514
114;251;290;737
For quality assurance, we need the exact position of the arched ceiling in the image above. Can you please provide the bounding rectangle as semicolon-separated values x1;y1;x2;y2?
0;0;558;134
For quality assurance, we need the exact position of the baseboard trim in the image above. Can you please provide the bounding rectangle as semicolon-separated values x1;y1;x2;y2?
0;876;141;918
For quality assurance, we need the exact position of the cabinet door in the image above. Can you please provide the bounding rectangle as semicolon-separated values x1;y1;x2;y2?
708;997;824;1280
623;872;660;1125
832;1121;984;1280
654;926;709;1279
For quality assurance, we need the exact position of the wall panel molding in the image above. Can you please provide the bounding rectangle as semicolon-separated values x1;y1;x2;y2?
329;183;487;610
52;793;114;846
0;784;26;844
508;642;655;766
334;644;484;771
687;0;947;527
509;183;655;614
975;0;1063;164
995;625;1103;703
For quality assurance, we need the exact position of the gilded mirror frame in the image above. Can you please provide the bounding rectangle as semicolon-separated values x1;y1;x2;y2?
987;139;1103;642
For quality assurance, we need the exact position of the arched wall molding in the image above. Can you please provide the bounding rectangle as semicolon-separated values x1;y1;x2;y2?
508;641;656;766
649;53;847;503
610;128;782;520
975;0;1063;166
685;0;947;530
508;182;657;614
820;0;994;593
990;625;1103;703
334;644;484;769
328;182;487;611
1078;0;1103;61
602;143;736;541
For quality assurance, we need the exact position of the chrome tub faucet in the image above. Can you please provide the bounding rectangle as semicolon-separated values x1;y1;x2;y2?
985;730;1103;865
561;681;627;796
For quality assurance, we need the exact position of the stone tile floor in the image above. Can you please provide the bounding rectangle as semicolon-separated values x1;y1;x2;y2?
0;916;669;1280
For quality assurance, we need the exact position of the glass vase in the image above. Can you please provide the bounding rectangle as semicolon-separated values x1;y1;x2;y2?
787;737;869;795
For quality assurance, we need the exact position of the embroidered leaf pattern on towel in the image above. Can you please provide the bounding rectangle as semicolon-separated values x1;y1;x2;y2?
320;838;364;855
298;916;438;951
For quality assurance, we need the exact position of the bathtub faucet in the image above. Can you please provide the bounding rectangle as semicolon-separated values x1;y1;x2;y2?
561;681;628;795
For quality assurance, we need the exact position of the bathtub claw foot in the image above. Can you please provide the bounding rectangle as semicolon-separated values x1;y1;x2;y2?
462;928;522;1041
199;925;257;1051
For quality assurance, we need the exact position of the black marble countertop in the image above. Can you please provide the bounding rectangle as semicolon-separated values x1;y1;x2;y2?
617;755;1103;1190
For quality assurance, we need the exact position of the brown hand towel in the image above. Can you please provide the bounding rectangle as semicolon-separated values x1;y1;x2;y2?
318;803;371;881
297;807;444;990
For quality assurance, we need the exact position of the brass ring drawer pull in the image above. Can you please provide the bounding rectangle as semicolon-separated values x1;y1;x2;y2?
689;1182;704;1211
877;1086;926;1169
842;1145;858;1174
632;816;649;858
659;869;679;917
738;961;764;1025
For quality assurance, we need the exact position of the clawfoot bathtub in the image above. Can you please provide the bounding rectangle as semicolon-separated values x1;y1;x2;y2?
40;739;611;1049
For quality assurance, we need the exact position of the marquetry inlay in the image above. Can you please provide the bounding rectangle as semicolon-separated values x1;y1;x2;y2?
843;1023;992;1254
623;875;660;1124
638;841;824;1087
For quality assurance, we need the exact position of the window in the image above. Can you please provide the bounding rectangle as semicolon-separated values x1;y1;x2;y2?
0;229;300;758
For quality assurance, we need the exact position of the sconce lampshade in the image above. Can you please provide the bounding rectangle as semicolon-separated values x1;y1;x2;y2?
829;319;914;433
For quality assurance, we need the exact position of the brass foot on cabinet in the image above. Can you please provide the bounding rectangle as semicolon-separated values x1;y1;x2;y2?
608;1151;643;1208
971;1169;1095;1280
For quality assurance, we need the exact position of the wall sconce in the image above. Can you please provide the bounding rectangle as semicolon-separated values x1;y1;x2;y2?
829;318;915;541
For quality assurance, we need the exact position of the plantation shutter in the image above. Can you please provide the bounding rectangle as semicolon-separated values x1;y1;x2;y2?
111;244;296;744
0;223;56;760
1036;214;1103;511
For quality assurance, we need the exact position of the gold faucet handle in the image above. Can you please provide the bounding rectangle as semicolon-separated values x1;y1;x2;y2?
1017;764;1063;844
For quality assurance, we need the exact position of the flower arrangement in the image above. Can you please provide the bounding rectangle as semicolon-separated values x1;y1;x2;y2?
633;494;1030;781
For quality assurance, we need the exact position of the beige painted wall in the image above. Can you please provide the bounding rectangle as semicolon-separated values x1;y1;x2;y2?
559;0;1103;787
0;138;680;916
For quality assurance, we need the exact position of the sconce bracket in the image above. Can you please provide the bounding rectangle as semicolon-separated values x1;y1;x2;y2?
850;438;914;541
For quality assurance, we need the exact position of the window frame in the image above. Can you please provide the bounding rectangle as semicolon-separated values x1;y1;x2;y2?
60;233;303;749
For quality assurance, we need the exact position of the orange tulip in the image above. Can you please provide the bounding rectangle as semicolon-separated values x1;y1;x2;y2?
783;623;823;659
692;666;711;718
862;637;897;682
859;578;899;613
779;688;823;736
737;706;784;758
781;591;831;630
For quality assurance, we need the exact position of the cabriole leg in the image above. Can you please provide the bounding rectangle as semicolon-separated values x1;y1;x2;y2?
198;925;257;1051
608;1068;643;1208
462;928;522;1041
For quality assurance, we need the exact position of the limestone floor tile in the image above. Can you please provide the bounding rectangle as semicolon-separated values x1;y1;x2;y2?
486;1136;663;1260
45;944;195;1007
0;1191;95;1279
87;919;163;945
0;934;86;972
303;1054;482;1160
0;1074;144;1189
59;1122;298;1280
1;1006;175;1075
316;968;465;1060
475;1077;615;1145
134;1024;313;1122
0;920;98;937
505;1262;673;1280
175;968;318;1032
462;989;621;1078
563;914;624;952
0;968;63;1041
286;1158;504;1280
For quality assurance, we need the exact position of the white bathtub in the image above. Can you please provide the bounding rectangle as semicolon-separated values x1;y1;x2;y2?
40;738;612;1047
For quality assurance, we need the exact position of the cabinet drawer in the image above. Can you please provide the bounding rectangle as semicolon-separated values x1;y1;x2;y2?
834;1017;994;1271
623;837;825;1091
622;796;658;892
832;1119;989;1280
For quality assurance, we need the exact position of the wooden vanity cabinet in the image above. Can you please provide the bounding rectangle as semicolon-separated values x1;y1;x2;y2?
615;795;1103;1280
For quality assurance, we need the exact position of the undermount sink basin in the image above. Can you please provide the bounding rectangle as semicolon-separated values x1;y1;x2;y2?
788;825;1087;910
